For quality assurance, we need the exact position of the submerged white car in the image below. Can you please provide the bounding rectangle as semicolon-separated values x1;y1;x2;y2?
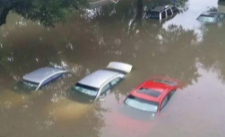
72;62;133;102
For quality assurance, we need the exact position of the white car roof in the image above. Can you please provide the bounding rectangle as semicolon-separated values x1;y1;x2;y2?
77;69;122;88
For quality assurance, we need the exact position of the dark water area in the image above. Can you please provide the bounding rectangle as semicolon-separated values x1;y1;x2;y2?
0;0;225;137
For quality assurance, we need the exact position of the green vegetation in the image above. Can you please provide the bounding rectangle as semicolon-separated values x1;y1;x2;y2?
0;0;189;27
0;0;88;27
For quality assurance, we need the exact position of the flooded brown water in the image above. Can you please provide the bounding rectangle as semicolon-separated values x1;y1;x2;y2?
0;0;225;136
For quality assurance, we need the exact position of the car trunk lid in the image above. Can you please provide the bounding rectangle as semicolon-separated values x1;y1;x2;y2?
106;61;133;74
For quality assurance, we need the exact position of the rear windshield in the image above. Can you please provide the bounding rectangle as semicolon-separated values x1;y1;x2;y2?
138;88;161;97
146;11;160;20
151;79;177;86
73;83;99;97
22;80;39;88
197;15;215;23
124;95;159;112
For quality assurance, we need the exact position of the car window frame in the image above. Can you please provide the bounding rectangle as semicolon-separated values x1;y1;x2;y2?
217;16;221;22
100;83;111;96
41;73;62;87
168;89;176;99
97;76;122;98
110;77;122;87
35;71;68;90
171;6;177;13
166;8;172;17
145;10;160;20
161;11;166;19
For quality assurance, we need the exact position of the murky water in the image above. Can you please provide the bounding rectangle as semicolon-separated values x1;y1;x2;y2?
0;0;225;136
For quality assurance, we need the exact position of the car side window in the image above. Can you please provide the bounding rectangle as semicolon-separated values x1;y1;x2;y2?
167;9;172;16
168;90;176;99
161;11;166;19
110;77;122;86
41;74;62;86
161;96;169;110
172;7;177;13
100;83;110;95
219;14;225;20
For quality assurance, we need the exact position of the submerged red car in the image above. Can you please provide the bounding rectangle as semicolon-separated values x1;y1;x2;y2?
123;77;182;115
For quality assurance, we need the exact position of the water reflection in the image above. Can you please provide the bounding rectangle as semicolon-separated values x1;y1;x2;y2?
0;88;38;109
13;81;37;94
151;62;225;136
163;0;218;43
100;93;156;137
44;96;92;121
66;88;96;104
43;95;106;137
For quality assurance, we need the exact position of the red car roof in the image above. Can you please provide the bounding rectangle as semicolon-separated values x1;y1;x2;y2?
130;80;173;102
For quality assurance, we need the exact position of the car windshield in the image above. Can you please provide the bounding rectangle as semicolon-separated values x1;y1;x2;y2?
73;83;99;97
124;95;159;112
197;15;215;23
13;80;39;94
146;11;160;20
22;80;39;88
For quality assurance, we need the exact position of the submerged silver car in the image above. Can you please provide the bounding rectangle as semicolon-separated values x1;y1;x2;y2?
21;67;68;91
72;62;133;101
197;11;225;24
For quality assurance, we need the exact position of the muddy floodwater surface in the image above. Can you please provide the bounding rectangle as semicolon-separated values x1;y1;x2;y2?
0;0;225;137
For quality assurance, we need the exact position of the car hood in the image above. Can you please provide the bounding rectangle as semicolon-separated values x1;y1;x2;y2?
118;103;157;121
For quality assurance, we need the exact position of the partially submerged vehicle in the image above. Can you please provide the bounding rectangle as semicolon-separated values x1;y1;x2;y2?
71;62;132;103
16;67;68;92
197;11;225;24
119;76;182;120
144;5;179;21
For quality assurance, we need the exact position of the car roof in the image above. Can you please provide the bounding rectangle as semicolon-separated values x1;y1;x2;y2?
131;80;172;102
22;67;67;84
200;11;220;16
151;5;173;12
77;69;122;89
